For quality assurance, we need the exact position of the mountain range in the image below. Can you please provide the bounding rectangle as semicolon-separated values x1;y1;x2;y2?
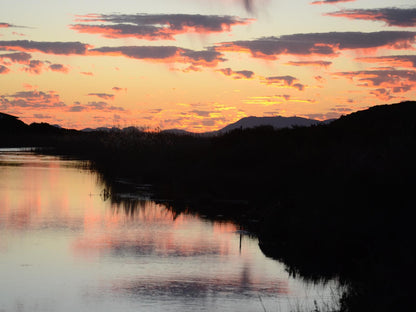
0;112;328;135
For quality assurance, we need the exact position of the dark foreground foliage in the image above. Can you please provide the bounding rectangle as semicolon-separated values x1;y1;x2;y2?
1;101;415;311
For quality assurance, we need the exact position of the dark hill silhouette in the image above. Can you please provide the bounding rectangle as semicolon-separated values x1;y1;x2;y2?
0;114;77;147
0;112;28;133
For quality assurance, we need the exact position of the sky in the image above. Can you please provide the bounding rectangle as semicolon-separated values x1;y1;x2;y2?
0;0;415;131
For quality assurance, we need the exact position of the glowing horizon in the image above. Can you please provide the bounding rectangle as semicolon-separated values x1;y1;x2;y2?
1;0;415;132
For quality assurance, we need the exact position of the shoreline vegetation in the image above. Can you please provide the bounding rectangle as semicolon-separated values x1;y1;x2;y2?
1;101;415;311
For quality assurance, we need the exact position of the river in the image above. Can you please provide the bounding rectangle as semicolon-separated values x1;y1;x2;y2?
0;149;339;312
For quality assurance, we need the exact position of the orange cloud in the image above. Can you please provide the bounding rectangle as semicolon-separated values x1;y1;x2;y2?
71;14;254;40
243;94;315;106
356;55;416;69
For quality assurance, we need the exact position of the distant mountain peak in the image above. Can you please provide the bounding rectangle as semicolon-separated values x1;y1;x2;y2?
217;115;321;134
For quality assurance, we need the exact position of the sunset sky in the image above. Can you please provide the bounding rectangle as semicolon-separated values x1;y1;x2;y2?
1;0;415;131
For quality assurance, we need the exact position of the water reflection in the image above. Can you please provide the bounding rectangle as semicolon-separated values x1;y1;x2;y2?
0;149;339;312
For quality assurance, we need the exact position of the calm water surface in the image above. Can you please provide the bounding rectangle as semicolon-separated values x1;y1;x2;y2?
0;149;339;312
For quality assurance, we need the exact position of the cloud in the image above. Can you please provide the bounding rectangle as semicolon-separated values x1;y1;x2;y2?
217;67;254;79
68;101;124;112
0;40;90;55
311;0;355;4
369;88;396;101
0;64;10;74
261;75;305;91
68;105;86;112
216;31;416;60
49;63;70;73
112;86;127;92
243;94;314;106
190;110;211;117
0;90;66;109
22;83;37;90
11;59;70;74
326;7;416;27
12;32;26;37
0;23;16;28
356;55;416;68
315;75;325;83
90;46;225;68
80;71;93;76
23;60;45;74
88;93;115;100
33;113;52;119
0;52;32;64
0;53;68;74
334;68;416;99
286;60;332;68
71;13;254;41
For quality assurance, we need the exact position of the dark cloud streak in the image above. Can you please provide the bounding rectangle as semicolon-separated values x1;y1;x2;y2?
326;7;416;27
90;46;225;67
217;31;416;59
311;0;355;4
71;13;253;40
0;40;90;55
